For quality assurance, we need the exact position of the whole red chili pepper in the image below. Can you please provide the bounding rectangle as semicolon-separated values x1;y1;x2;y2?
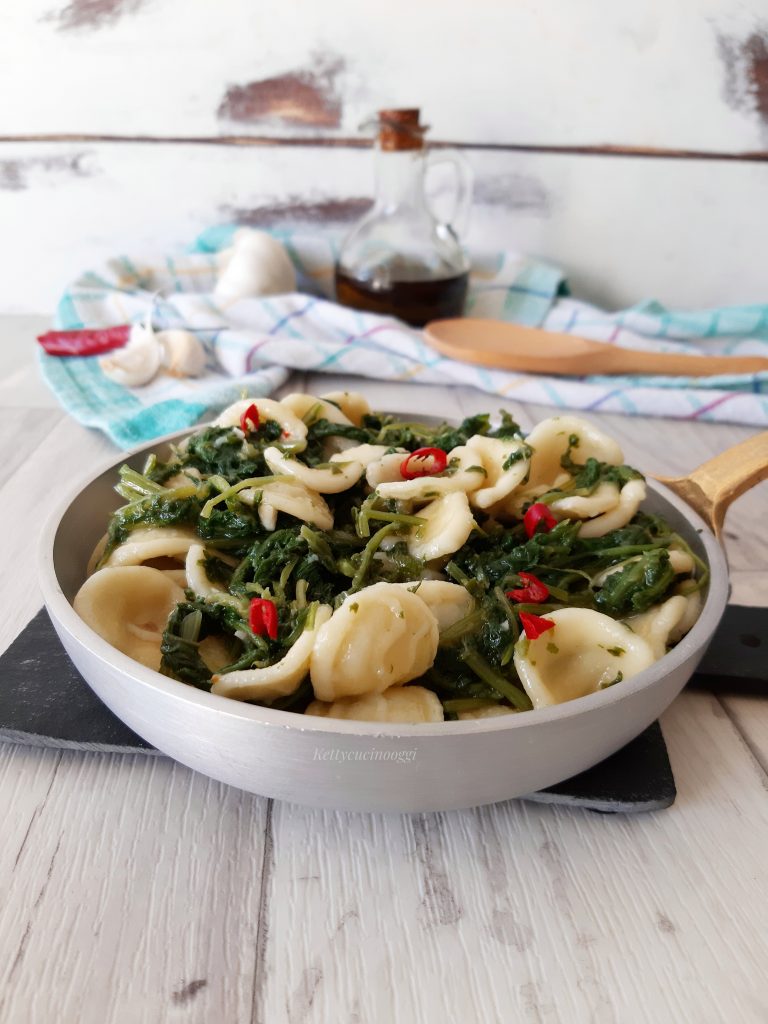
400;447;448;480
37;324;131;357
506;572;549;604
239;403;261;434
249;598;278;640
519;612;555;640
523;502;557;539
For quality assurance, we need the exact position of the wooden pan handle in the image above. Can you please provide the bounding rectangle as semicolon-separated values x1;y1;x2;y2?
657;431;768;540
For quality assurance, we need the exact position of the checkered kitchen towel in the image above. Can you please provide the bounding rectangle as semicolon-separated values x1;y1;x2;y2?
39;225;768;448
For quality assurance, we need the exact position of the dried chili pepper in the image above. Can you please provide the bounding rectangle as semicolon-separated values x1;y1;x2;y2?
37;325;131;357
400;447;448;480
249;597;278;640
506;572;549;604
523;502;557;539
519;612;555;640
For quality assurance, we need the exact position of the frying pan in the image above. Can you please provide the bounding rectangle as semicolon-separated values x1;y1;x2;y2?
37;423;766;812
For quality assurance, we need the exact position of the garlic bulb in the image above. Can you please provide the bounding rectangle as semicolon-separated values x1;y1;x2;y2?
214;228;297;305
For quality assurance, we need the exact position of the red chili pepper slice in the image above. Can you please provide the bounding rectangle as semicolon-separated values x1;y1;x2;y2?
523;502;557;539
506;572;550;604
36;324;131;357
249;598;278;640
239;403;261;434
400;447;448;480
519;612;555;640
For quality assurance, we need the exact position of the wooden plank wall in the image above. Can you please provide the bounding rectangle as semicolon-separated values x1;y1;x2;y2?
2;0;768;313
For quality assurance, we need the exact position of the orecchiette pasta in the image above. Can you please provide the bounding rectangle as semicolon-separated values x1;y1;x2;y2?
465;435;531;509
212;605;332;701
393;580;475;631
514;608;655;709
310;583;440;702
457;706;519;720
240;480;333;532
375;445;485;503
551;482;621;521
74;566;186;671
320;391;371;426
279;393;353;427
577;479;647;538
407;491;476;562
624;596;689;660
306;685;444;723
366;450;410;488
185;543;224;600
264;446;365;493
524;416;624;494
214;397;307;440
105;527;198;568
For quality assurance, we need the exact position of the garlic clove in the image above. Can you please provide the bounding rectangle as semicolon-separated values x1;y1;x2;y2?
158;329;207;378
98;321;161;387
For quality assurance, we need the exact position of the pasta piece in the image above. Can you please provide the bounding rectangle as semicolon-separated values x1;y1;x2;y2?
279;392;353;427
393;580;475;631
239;480;333;531
375;446;485;503
185;543;224;600
465;435;531;509
513;607;655;709
306;685;444;723
320;390;371;425
366;450;410;488
669;548;695;576
105;527;198;568
86;533;108;576
264;446;365;493
524;416;624;494
669;588;703;642
551;481;621;520
73;566;185;671
624;596;688;660
578;479;647;538
198;635;233;674
310;582;440;701
407;491;476;561
213;398;307;441
457;706;518;720
330;444;391;468
212;605;332;701
592;547;695;588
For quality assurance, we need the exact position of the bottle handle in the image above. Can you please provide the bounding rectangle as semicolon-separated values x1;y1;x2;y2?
425;149;473;239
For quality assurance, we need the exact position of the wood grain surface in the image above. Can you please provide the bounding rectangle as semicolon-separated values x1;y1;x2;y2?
0;319;766;1022
2;2;768;312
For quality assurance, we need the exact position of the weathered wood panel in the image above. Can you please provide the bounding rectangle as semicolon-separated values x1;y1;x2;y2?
1;140;767;313
0;0;767;153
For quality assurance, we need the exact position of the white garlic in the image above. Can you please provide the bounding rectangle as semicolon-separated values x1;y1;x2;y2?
158;329;207;378
98;321;161;388
214;228;297;305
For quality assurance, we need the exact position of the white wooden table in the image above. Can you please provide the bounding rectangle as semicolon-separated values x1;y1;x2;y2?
1;316;767;1024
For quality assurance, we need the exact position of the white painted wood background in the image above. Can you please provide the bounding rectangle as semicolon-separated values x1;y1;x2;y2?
0;318;767;1023
2;0;768;312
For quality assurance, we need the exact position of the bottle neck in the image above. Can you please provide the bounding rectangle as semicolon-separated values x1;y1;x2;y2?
373;147;425;210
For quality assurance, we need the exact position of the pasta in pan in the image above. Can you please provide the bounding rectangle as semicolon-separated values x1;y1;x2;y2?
73;393;706;723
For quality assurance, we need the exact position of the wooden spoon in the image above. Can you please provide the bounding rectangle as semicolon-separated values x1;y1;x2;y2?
655;431;768;541
424;318;768;377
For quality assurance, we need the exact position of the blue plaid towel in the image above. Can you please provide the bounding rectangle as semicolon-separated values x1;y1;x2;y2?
39;225;768;448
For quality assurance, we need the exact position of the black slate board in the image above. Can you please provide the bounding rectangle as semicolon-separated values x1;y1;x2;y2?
0;608;682;812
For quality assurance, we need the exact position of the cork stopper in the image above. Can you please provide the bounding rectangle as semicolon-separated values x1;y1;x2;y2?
377;108;427;151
